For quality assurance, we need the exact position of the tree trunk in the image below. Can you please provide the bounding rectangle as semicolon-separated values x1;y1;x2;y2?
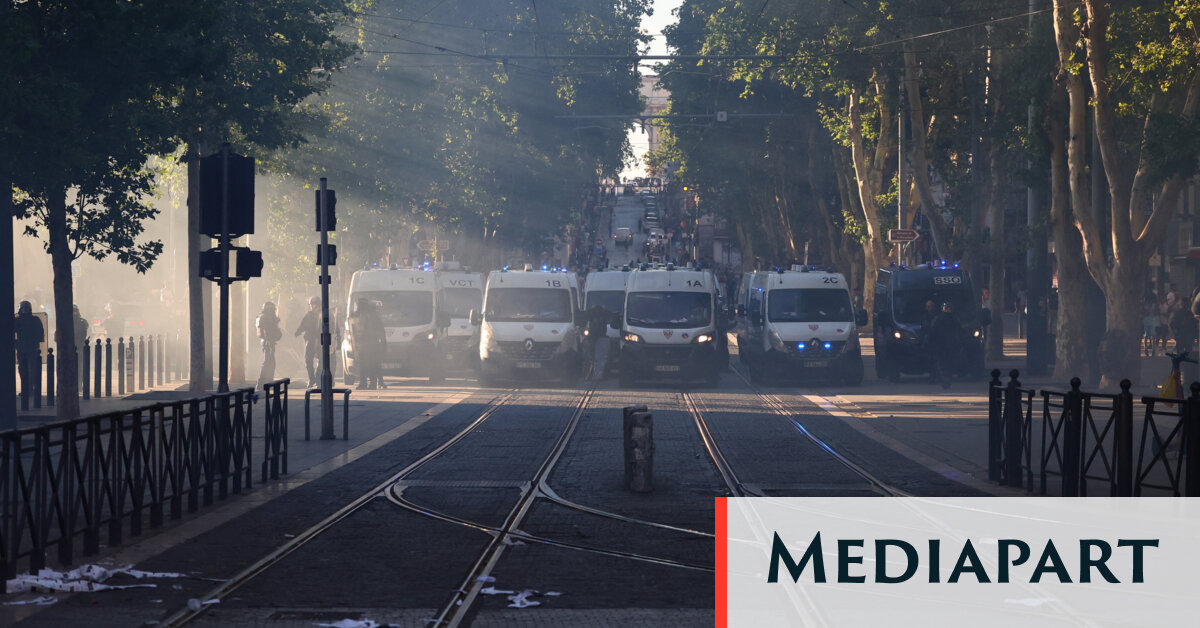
0;169;14;427
985;142;1006;361
47;191;79;420
187;153;208;391
903;45;953;260
1100;263;1147;387
1047;85;1091;380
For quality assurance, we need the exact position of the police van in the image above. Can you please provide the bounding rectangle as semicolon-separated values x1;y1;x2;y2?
434;263;483;372
472;266;582;384
873;263;985;381
617;265;720;387
738;266;866;385
342;267;440;383
582;268;630;339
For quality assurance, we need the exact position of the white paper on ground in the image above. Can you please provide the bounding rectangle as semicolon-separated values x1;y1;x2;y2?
1;596;57;606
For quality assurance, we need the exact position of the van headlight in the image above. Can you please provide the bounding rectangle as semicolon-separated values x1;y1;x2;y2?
694;333;713;344
426;331;435;341
623;333;642;343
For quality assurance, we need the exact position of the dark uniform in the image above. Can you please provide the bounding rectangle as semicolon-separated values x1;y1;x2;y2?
14;302;44;402
349;299;386;389
294;297;321;386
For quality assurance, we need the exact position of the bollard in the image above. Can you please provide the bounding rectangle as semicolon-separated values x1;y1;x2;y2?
118;337;126;396
1185;383;1200;497
623;405;654;492
46;348;55;406
33;349;42;409
19;352;30;411
1061;378;1083;497
157;334;164;386
987;369;1002;482
1003;369;1023;488
1114;379;1134;497
126;336;134;393
105;338;112;397
147;335;155;388
94;339;102;398
138;336;146;391
81;343;89;400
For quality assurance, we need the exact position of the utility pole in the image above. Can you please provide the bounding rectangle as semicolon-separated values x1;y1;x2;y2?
217;144;231;392
897;83;907;265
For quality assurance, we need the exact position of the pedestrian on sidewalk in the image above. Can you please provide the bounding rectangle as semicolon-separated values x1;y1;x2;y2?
349;297;386;390
256;302;282;387
14;301;44;403
294;296;321;387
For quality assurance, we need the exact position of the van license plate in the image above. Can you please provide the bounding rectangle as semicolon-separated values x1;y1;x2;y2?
805;360;829;368
655;365;681;372
383;362;402;369
516;361;542;369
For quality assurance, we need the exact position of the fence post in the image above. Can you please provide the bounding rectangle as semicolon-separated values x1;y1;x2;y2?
118;337;126;396
80;343;90;400
158;334;165;386
46;348;55;406
1003;369;1023;488
94;339;102;398
105;338;113;397
1061;377;1083;497
138;336;146;391
19;352;30;411
147;335;155;388
988;369;1002;482
1115;379;1134;497
1185;383;1200;497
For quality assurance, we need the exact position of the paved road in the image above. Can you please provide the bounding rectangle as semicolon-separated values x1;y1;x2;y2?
6;351;1007;627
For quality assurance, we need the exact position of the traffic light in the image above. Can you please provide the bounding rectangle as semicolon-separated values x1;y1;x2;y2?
198;148;255;237
314;189;337;231
199;249;223;280
316;244;337;266
234;248;264;279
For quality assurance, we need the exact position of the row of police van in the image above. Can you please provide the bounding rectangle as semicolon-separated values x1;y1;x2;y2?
340;260;984;386
339;262;727;386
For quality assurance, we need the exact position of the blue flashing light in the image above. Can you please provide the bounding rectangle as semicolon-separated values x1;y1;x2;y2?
797;342;807;351
953;262;960;269
823;341;833;351
371;262;379;267
542;265;548;271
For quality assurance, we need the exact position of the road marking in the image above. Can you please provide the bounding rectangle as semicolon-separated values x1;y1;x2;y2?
799;392;1023;496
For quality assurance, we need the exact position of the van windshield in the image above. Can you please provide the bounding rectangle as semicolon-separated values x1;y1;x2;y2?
768;289;852;323
485;288;572;323
585;290;625;317
355;291;432;327
440;287;481;318
893;289;977;325
626;292;711;329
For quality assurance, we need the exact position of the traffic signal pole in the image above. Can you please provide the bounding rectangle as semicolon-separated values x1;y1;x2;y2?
319;178;334;440
218;143;231;393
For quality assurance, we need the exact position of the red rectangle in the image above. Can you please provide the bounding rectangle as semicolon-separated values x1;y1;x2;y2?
715;496;727;628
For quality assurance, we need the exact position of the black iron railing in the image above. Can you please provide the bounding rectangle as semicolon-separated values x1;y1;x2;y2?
0;379;289;579
990;370;1198;496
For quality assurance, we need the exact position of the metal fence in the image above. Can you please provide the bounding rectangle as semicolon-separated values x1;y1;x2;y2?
0;378;289;579
989;370;1200;497
18;332;189;410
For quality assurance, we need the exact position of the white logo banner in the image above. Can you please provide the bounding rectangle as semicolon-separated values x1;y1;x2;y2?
720;497;1200;627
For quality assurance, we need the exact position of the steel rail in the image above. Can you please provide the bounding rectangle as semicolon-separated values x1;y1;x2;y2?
730;366;907;497
429;388;595;627
680;390;752;497
158;389;519;627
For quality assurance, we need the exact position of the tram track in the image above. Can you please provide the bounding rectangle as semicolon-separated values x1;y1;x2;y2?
157;388;522;627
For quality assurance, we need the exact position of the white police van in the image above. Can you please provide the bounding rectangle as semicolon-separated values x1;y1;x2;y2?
342;267;440;383
582;268;630;339
617;265;719;387
739;266;865;384
472;266;582;384
434;263;483;372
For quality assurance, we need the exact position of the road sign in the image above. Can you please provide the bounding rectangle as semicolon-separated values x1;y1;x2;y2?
417;239;450;251
888;229;919;243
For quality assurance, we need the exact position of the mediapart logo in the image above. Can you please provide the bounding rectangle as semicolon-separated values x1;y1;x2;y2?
767;531;1158;584
719;498;1200;626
